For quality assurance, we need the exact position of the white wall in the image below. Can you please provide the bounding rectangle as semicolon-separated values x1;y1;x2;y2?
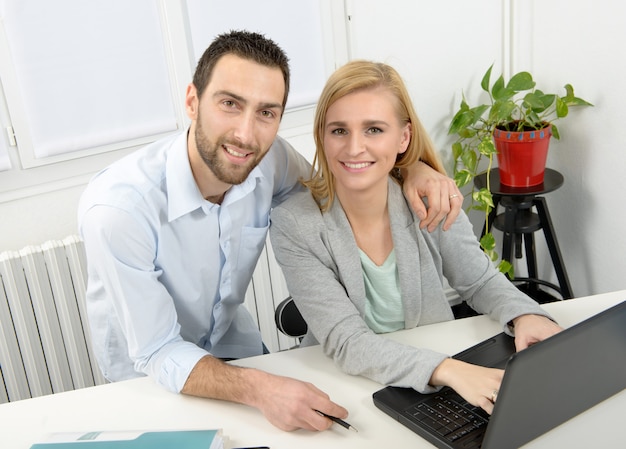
0;184;84;251
1;0;625;297
520;0;626;295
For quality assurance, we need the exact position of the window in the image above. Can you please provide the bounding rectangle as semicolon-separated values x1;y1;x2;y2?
0;0;348;202
0;0;183;168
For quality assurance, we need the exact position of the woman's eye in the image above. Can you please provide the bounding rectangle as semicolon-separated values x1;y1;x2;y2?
367;127;383;134
331;128;347;135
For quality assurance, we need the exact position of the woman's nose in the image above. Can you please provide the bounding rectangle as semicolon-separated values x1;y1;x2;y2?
346;133;365;156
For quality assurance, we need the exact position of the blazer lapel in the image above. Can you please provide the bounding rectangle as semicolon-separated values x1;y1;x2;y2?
388;181;448;329
387;182;422;328
325;196;369;317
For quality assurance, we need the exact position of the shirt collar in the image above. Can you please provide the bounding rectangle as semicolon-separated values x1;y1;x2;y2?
165;130;264;221
166;131;205;221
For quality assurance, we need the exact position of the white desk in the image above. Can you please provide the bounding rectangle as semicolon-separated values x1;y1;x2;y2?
1;290;624;449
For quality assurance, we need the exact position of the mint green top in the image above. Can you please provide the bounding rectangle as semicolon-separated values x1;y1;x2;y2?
359;249;404;333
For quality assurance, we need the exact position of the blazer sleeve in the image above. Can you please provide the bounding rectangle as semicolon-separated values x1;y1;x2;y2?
270;195;448;393
429;209;553;331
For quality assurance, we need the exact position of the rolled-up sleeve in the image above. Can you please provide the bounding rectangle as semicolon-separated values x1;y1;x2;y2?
80;205;208;392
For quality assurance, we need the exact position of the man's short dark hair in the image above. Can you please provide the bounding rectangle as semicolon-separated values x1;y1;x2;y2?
193;30;291;109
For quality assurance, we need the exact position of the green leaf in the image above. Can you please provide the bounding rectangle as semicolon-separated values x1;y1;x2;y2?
563;84;594;106
491;75;506;99
485;248;499;262
525;111;542;128
523;92;546;111
570;97;594;107
452;142;463;160
552;123;561;140
524;91;555;113
507;71;535;92
490;100;516;122
497;260;514;277
481;65;494;92
472;203;491;213
461;149;478;171
473;188;494;208
471;104;490;122
477;137;497;156
492;85;515;102
480;232;496;251
555;96;569;118
539;92;556;109
448;110;474;135
454;170;473;188
459;128;477;139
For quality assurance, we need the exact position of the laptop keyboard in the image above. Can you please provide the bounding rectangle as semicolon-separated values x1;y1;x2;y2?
403;389;490;448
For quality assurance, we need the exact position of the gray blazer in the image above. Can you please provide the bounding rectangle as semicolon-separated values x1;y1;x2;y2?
269;180;550;393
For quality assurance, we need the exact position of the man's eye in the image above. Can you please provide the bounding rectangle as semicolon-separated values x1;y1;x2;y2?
261;110;275;119
223;100;236;108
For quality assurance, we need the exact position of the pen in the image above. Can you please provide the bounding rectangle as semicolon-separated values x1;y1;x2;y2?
315;410;358;432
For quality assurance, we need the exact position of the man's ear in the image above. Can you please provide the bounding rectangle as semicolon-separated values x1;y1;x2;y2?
185;83;199;121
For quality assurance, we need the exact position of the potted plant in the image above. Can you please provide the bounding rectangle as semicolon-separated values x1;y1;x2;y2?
448;65;592;274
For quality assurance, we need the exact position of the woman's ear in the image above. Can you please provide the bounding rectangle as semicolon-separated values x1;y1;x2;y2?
399;122;411;154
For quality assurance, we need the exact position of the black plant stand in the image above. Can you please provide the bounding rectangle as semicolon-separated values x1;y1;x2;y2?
474;168;574;303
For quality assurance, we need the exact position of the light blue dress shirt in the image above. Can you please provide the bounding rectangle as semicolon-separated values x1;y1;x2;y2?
78;130;309;393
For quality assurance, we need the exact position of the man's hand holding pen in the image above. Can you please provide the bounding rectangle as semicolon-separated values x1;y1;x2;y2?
315;410;358;432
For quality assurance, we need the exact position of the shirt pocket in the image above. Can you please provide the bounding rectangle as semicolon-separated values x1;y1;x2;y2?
230;219;270;298
240;220;269;257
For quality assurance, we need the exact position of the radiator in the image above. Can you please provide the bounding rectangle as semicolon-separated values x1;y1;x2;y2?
0;236;108;403
0;235;297;404
244;238;300;353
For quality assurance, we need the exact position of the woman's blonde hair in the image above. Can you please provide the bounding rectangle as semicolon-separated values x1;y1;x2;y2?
305;60;446;212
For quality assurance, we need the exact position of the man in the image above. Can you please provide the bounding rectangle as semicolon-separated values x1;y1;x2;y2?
78;30;462;432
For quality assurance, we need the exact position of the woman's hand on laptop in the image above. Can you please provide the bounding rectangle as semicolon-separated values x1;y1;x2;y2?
511;314;563;351
430;358;504;415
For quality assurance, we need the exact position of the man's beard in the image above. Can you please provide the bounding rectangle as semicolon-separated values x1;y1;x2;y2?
195;119;266;186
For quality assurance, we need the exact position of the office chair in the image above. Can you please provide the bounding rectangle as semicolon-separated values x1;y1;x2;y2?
274;296;308;340
275;295;478;340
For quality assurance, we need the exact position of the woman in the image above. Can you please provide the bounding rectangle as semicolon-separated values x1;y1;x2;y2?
269;60;561;414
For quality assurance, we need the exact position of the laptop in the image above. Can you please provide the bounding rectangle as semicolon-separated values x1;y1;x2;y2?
372;300;626;449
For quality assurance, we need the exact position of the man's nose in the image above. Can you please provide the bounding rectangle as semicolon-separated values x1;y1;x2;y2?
232;111;256;145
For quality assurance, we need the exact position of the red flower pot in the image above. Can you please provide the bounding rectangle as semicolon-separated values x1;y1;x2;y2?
493;124;552;187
